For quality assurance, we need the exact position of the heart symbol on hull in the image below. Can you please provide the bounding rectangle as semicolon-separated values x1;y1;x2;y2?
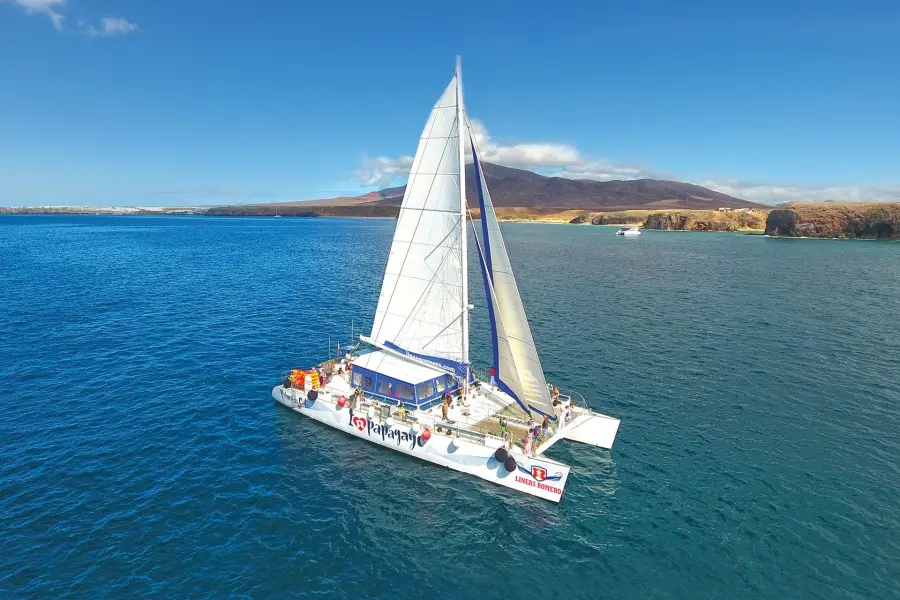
351;417;367;432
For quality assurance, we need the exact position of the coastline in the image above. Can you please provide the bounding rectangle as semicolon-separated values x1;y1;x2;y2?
4;203;898;239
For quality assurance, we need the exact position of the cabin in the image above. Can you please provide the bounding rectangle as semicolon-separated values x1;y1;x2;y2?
350;350;459;408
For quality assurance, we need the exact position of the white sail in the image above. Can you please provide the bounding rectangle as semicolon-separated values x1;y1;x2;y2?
469;124;556;418
368;74;467;369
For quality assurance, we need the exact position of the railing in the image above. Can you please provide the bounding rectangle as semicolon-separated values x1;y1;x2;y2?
280;358;593;456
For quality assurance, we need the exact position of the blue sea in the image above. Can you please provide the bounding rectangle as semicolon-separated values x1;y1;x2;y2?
1;215;898;599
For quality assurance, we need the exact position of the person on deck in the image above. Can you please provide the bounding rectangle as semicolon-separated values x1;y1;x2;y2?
498;416;508;438
349;388;361;417
441;394;451;421
541;415;551;437
562;401;573;425
551;386;560;402
396;402;407;421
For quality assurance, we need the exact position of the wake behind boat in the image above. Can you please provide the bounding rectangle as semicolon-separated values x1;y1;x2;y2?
616;226;641;236
272;58;620;503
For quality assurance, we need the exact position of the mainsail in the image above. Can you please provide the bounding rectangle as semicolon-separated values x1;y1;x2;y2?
469;122;556;418
368;67;468;374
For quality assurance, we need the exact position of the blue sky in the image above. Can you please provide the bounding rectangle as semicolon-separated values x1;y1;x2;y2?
1;0;899;206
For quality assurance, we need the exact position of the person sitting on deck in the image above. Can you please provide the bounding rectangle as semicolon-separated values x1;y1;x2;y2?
541;415;551;437
396;402;407;421
498;416;508;438
522;434;532;456
551;386;560;402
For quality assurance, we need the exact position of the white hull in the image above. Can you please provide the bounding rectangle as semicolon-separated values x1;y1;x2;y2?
272;385;574;502
616;227;641;236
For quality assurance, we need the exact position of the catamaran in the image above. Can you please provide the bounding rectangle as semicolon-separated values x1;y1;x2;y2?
272;58;620;502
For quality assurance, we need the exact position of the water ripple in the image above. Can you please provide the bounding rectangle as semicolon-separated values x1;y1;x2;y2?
1;216;898;599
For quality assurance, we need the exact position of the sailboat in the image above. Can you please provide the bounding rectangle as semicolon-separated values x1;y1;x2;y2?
272;58;620;502
273;206;282;218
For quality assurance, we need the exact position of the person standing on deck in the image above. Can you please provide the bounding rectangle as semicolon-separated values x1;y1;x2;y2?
349;388;361;417
489;367;495;387
562;401;572;427
441;393;451;421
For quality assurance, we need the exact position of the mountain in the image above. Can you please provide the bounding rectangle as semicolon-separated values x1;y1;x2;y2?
370;162;764;211
204;162;763;217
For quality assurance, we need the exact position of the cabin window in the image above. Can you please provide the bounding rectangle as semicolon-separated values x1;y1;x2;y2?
416;381;435;399
352;373;362;387
445;375;456;389
396;384;414;400
377;379;393;396
435;377;446;393
362;376;374;390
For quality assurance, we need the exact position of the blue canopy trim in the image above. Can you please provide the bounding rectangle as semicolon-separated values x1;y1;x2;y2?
383;340;471;381
351;362;461;407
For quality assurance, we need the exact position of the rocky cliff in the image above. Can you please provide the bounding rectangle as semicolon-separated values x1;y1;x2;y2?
765;203;900;239
569;210;650;225
643;210;766;232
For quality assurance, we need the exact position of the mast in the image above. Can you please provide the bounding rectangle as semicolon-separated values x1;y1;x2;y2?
456;56;469;367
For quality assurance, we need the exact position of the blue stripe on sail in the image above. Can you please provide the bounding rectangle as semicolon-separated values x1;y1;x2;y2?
495;379;530;417
472;146;501;376
473;146;494;279
472;145;532;417
382;341;471;380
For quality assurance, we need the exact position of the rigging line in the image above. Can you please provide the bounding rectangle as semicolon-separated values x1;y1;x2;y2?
368;78;455;341
395;223;463;350
371;108;459;344
424;223;457;261
390;208;462;351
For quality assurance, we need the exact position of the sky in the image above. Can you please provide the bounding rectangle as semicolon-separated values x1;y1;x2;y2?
1;0;899;206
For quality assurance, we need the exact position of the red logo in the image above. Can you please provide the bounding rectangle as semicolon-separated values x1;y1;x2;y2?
351;417;367;432
532;466;547;481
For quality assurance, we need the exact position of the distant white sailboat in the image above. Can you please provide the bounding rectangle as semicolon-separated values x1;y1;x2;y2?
273;206;282;218
272;58;620;502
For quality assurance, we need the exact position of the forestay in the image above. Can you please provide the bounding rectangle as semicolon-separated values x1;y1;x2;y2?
469;123;556;419
369;75;467;368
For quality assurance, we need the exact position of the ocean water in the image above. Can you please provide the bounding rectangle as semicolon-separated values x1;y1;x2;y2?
1;215;898;599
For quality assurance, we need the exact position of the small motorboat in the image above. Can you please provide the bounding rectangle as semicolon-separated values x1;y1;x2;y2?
616;227;641;236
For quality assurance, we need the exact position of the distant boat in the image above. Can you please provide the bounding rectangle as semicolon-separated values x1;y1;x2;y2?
616;227;641;236
272;58;620;503
273;207;282;218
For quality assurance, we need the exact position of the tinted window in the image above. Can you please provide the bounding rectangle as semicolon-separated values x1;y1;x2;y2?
396;384;414;400
435;377;446;393
378;379;393;396
352;373;362;387
416;381;435;399
362;376;374;390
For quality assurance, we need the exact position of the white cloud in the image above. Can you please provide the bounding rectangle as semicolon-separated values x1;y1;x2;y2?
88;16;137;37
354;118;899;205
356;119;615;187
699;180;900;205
4;0;66;30
3;0;136;36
